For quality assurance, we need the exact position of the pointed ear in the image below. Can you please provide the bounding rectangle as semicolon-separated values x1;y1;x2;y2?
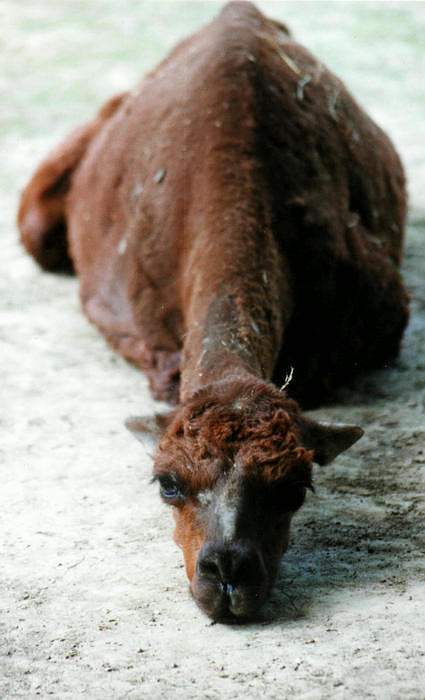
125;413;172;452
298;417;364;465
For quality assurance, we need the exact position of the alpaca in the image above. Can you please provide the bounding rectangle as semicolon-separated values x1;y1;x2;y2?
18;2;409;621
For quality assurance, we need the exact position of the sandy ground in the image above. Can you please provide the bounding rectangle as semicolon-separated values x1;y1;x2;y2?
1;2;425;698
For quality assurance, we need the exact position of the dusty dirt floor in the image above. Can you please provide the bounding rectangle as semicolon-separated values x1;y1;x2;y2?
1;2;425;698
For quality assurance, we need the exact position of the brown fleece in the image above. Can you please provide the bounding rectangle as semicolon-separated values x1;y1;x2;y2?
17;1;408;409
18;2;409;615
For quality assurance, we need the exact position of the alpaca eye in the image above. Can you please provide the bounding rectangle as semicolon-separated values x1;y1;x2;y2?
158;475;184;501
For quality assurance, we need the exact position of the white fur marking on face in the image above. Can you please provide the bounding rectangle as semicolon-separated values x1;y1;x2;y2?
216;480;241;541
219;501;238;541
198;490;213;506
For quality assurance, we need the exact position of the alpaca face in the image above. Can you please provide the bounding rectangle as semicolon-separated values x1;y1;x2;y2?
156;454;307;621
150;386;315;621
127;378;363;622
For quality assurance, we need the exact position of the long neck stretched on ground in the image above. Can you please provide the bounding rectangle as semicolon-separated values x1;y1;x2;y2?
179;197;293;402
177;50;294;402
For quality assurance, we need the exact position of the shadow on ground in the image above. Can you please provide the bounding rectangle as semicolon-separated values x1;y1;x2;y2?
258;224;425;626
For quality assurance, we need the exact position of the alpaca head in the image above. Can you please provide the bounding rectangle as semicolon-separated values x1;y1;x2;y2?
127;378;363;622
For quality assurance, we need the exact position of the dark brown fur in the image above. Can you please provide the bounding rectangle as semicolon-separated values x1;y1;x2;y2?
18;2;409;620
155;377;313;489
18;1;408;407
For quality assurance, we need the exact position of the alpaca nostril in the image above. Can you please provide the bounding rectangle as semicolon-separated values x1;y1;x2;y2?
220;582;235;597
198;556;221;581
197;542;264;589
195;543;269;620
197;547;233;583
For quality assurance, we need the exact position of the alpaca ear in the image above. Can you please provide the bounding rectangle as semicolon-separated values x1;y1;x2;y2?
125;413;171;452
298;417;364;465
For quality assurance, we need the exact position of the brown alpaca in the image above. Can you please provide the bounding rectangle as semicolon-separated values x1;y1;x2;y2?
18;2;409;621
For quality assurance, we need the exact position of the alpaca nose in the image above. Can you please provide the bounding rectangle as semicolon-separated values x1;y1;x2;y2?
197;541;263;588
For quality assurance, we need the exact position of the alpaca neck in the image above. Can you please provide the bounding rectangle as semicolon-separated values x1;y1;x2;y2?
179;253;292;402
178;115;293;402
